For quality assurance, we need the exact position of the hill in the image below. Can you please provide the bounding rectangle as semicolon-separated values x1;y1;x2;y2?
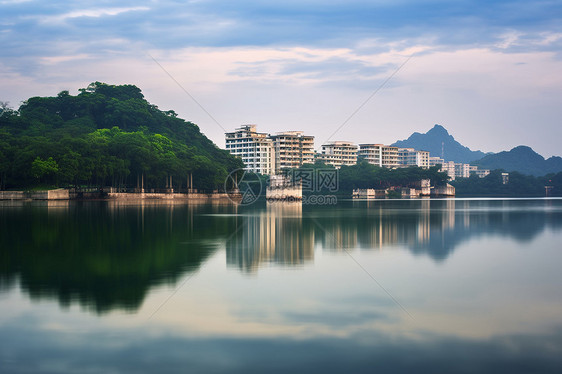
473;146;562;176
392;124;488;163
0;82;243;190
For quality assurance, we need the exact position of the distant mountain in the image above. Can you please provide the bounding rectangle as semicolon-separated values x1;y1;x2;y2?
392;124;488;164
473;146;562;176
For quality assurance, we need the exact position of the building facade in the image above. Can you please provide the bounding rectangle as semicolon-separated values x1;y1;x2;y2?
269;131;315;173
225;125;276;175
318;141;358;168
358;144;400;168
397;148;430;168
428;156;445;167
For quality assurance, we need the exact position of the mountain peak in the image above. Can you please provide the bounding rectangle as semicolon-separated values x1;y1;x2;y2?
510;145;536;154
427;124;450;136
392;124;486;163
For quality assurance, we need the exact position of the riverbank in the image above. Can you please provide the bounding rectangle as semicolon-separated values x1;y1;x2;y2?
0;189;241;202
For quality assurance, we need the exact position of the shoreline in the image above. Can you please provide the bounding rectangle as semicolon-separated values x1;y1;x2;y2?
0;189;241;202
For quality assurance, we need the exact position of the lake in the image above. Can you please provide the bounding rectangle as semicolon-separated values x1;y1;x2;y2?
1;198;562;373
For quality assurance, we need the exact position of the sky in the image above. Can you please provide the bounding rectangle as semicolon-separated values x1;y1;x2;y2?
1;0;561;157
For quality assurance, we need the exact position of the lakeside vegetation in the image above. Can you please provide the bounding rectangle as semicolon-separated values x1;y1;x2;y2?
279;162;562;198
0;82;243;191
1;83;561;197
450;169;562;197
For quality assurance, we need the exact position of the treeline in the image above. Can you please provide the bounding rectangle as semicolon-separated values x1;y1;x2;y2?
281;161;449;195
338;161;449;192
0;82;243;190
451;169;562;196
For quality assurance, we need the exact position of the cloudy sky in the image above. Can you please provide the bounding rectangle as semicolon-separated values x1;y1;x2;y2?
1;0;561;157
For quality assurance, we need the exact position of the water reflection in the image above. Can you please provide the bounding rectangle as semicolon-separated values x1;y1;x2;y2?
227;202;314;272
230;199;562;269
0;201;239;313
1;199;562;313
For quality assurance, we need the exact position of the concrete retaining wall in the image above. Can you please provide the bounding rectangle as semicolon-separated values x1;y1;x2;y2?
1;189;238;201
106;192;237;201
0;189;69;200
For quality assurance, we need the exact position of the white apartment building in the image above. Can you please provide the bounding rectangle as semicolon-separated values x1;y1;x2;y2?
225;125;276;175
428;156;445;167
269;131;315;173
428;157;490;180
441;161;457;180
469;165;490;178
358;144;400;168
318;141;358;168
397;148;430;168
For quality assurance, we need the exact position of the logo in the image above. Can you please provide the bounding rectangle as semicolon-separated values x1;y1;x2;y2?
224;169;263;205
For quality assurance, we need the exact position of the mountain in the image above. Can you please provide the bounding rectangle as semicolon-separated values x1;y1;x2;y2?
392;124;488;164
473;146;562;176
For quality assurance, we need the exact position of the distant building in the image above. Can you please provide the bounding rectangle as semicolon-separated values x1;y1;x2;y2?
269;131;315;173
429;159;489;180
318;141;358;168
455;163;471;179
429;156;445;167
502;172;509;185
441;161;457;180
469;165;490;178
225;125;276;175
358;144;399;168
397;148;430;168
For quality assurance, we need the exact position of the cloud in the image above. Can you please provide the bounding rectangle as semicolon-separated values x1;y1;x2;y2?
1;0;561;156
37;6;150;24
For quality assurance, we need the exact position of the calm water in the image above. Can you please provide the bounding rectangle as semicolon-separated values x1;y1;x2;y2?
1;198;562;373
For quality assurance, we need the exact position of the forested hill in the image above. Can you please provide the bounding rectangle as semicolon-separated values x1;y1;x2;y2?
0;82;243;190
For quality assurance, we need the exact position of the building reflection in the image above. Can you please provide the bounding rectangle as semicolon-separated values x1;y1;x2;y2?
228;199;562;268
227;202;314;272
2;199;562;313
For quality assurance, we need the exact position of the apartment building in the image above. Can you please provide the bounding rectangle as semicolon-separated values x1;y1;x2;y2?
397;148;430;168
469;165;490;178
358;144;400;168
441;161;457;180
428;156;445;167
269;131;315;173
455;163;471;179
318;141;358;168
225;125;276;175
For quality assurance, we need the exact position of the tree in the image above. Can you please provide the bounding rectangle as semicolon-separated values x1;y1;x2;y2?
31;157;59;183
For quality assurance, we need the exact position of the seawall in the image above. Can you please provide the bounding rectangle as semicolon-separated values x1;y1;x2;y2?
1;189;240;202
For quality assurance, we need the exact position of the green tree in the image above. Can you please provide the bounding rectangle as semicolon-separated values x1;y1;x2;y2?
31;156;59;183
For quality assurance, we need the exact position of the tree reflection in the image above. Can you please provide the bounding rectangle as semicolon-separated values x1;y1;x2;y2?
0;201;241;314
2;199;561;312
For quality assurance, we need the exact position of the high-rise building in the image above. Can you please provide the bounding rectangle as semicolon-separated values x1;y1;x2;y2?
225;125;276;175
269;131;315;173
397;148;430;168
469;165;490;178
318;141;358;168
454;163;471;179
441;161;457;180
429;156;445;167
358;144;399;168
